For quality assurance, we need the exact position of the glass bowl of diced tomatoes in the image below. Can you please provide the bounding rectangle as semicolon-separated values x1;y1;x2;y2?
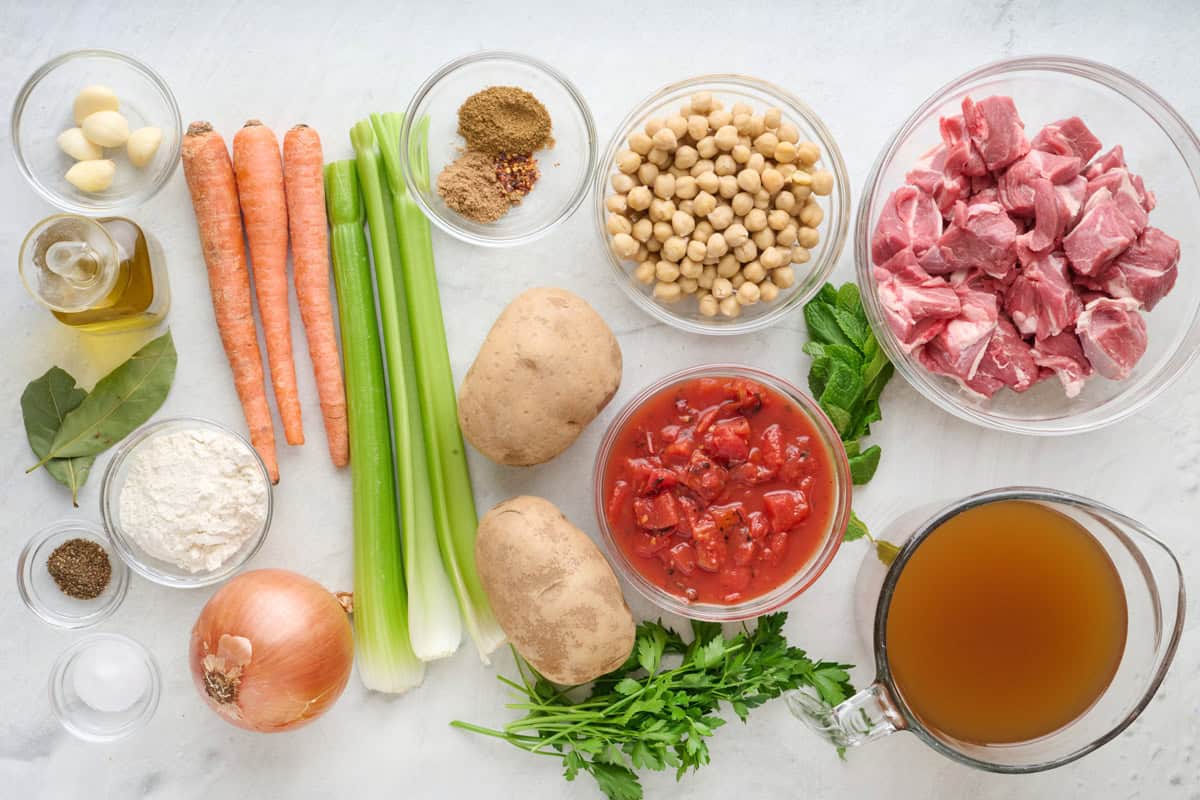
593;364;852;621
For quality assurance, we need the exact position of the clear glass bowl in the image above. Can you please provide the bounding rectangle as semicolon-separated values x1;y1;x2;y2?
596;75;850;335
49;633;161;742
11;49;182;214
17;519;129;629
100;417;273;588
592;364;852;621
856;56;1200;435
400;50;597;247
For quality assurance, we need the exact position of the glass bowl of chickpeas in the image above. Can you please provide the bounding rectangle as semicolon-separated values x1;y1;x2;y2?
596;75;849;334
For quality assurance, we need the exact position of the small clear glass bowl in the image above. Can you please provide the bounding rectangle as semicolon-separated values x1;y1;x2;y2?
100;417;273;588
18;519;129;629
592;364;852;621
400;50;597;247
49;633;161;742
11;49;182;214
595;75;850;335
856;56;1200;435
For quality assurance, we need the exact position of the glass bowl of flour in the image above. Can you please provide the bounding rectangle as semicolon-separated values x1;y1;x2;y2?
100;417;273;588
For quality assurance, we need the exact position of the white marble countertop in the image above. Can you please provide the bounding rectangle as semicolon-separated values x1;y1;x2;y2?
2;1;1197;797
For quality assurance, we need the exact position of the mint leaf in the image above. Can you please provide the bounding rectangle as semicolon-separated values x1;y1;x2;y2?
804;301;853;347
844;510;870;542
809;355;832;397
848;445;882;485
830;306;869;351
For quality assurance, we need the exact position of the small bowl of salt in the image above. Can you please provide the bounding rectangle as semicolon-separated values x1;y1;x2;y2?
49;632;161;742
100;417;273;588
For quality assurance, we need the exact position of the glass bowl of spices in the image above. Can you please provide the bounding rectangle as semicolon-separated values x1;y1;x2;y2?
100;417;273;588
400;50;597;247
49;633;161;742
17;519;129;629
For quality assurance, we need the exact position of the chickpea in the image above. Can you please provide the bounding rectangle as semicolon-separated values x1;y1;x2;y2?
708;109;733;129
698;293;719;317
730;272;746;289
706;232;729;259
648;198;672;222
810;170;835;196
760;246;784;269
797;226;820;248
719;295;742;318
662;236;688;262
666;115;688;139
637;162;660;186
737;281;761;305
679;103;693;117
653;221;673;242
759;280;780;303
675;175;699;200
686;239;708;262
716;253;740;277
634;244;650;263
679;258;703;279
752;227;776;250
712;277;734;299
655;259;681;282
672;210;696;237
645;118;665;136
628;131;653;155
777;122;800;144
795;141;821;166
617;150;641;173
775;190;796;213
607;213;633;235
799;201;824;228
694;220;714;241
791;246;811;264
738;134;753;148
714;125;739;151
731;191;754;217
747;153;766;174
724;222;749;247
611;233;638;259
634;260;656;284
691;91;713;113
733;113;752;134
714;154;737;176
777;223;798;247
699;264;718;289
678;199;695;216
767;209;791;231
654;281;682;303
645;237;662;253
762;168;784;195
778;163;797;180
743;260;767;283
773;265;796;288
737;168;761;193
744;208;768;232
795;185;813;202
764;107;782;130
679;277;699;294
605;193;627;214
693;191;717;217
731;144;751;165
728;101;749;116
674;146;699;170
691;158;715;178
647;147;670;167
687;115;709;141
632;217;653;242
754;189;771;210
707;204;734;231
754;132;779;158
774;140;797;164
612;172;636;193
733;239;758;263
747;115;766;138
653;173;676;200
696;171;719;194
667;165;688;179
717;175;739;199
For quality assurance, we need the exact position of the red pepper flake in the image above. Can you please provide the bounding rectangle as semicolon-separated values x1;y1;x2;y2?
494;152;540;200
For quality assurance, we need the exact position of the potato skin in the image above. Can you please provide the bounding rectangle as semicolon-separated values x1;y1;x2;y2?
476;496;635;685
458;287;622;466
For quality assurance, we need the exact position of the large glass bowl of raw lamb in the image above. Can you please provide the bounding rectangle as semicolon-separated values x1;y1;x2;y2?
856;56;1200;435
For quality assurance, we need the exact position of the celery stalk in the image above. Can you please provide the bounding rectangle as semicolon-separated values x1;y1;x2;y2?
351;122;463;661
324;161;424;691
373;111;505;661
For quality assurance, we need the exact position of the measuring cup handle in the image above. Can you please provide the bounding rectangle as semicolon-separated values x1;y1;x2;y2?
786;681;905;748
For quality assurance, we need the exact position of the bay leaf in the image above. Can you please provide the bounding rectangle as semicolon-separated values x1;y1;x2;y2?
20;366;95;505
37;330;177;464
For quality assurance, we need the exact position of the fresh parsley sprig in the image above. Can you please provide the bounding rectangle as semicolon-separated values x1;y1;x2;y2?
452;612;854;800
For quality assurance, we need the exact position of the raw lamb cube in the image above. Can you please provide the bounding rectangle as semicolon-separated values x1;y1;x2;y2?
1098;227;1181;311
940;114;988;177
962;95;1031;172
997;150;1084;216
1062;189;1140;275
871;185;943;265
920;200;1018;279
1075;297;1148;380
1031;330;1095;397
1005;248;1082;338
874;249;961;351
1031;117;1103;162
973;317;1041;393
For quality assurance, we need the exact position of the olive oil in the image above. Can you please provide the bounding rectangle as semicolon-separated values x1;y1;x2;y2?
886;500;1127;745
19;215;169;333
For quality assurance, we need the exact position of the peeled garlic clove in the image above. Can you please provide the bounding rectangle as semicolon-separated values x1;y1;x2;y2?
73;85;119;125
57;127;103;161
126;126;163;168
65;159;116;193
81;110;130;147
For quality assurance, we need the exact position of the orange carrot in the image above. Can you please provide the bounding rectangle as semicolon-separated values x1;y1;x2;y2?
233;120;304;446
180;121;279;483
283;125;349;467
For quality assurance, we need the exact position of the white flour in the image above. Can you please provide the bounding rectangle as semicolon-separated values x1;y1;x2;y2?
118;427;269;573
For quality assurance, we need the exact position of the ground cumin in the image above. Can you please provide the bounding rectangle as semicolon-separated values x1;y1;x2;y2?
437;151;511;223
457;86;553;155
47;538;111;600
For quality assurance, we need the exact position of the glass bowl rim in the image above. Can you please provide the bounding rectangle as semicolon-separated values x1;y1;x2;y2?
591;363;852;621
398;49;598;248
17;518;130;630
99;416;273;588
10;48;183;215
594;73;851;336
48;631;162;742
854;54;1200;435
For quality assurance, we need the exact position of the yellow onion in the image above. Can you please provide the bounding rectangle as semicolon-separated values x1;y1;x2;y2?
189;569;354;732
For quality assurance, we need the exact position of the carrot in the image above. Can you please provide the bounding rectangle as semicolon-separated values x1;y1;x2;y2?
283;125;349;467
233;120;304;446
180;121;279;483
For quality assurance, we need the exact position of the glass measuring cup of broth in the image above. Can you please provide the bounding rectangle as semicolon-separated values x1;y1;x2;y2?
788;486;1185;772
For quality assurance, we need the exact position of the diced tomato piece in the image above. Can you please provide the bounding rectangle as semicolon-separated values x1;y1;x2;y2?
762;530;790;565
779;442;815;485
694;404;723;435
669;542;696;576
747;511;770;540
607;480;632;523
692;514;725;572
677;450;728;503
719;566;752;593
728;379;767;414
659;424;681;443
706;417;751;464
730;462;775;485
732;535;758;566
676;496;700;538
633;533;674;558
660;431;696;466
759;423;785;472
800;476;815;495
634;493;681;531
763;489;811;533
708;502;746;534
627;457;677;496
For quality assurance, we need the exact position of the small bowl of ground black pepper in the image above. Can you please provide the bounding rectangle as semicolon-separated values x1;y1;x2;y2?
400;51;597;247
18;519;129;629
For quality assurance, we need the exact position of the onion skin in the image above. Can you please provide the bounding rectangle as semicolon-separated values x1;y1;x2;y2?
189;569;354;732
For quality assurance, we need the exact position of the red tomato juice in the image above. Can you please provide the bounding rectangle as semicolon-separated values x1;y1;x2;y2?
602;376;838;605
